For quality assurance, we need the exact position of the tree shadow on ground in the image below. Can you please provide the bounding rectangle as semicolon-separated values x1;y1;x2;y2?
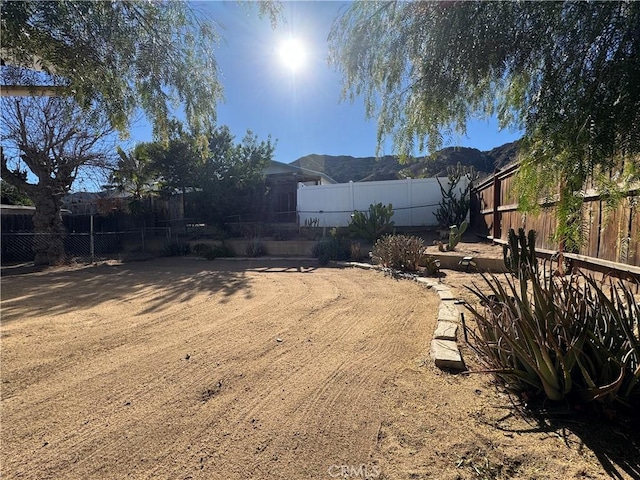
1;257;316;322
487;407;640;479
0;257;327;322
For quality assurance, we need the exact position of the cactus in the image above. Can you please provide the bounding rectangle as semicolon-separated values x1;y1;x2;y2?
434;162;478;229
447;220;468;251
348;203;395;241
503;228;537;278
304;217;320;228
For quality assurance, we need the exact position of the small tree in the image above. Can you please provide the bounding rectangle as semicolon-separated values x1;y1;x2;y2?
107;145;159;215
192;127;274;226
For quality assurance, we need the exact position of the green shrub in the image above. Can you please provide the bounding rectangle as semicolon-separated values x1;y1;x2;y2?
192;243;235;260
163;241;190;256
371;234;435;273
313;238;350;265
245;239;267;257
192;243;213;257
210;243;235;259
465;270;640;412
271;228;292;241
348;203;395;241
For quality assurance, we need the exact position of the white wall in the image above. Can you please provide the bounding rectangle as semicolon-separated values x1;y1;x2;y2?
297;177;469;227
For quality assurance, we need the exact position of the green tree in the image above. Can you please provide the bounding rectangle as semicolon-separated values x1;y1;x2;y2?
110;145;157;201
1;0;280;138
191;127;275;226
106;144;160;215
147;131;205;196
1;175;33;206
330;1;640;250
0;92;114;265
119;126;275;226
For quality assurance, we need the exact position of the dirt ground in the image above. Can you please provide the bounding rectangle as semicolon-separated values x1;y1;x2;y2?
1;257;639;480
423;238;506;260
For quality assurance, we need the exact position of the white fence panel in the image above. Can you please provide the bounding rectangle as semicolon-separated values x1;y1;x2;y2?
297;177;469;227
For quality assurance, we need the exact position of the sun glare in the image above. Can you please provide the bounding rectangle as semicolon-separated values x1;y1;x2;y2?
278;38;306;72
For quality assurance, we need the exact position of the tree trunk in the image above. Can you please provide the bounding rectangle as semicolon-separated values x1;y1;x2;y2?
32;189;66;266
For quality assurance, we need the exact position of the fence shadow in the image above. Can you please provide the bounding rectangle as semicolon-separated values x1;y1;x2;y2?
488;409;640;479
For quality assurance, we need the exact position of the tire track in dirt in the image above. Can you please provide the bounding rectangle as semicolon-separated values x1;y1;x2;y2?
55;272;340;478
157;270;433;479
2;293;284;476
1;260;438;480
2;262;278;476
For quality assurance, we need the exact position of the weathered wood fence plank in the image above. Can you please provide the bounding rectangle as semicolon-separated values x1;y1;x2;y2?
472;163;639;292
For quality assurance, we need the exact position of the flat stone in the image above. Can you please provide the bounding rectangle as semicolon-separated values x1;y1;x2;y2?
414;277;437;287
431;284;450;292
333;261;374;269
347;262;375;269
434;321;458;341
438;302;459;322
436;290;457;301
431;339;465;370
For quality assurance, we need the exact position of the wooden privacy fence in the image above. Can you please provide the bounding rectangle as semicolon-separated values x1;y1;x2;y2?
472;162;639;290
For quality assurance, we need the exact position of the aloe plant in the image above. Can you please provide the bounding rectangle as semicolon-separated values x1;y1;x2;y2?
465;267;640;410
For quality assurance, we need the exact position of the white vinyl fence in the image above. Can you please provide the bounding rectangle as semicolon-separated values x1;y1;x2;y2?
297;177;469;227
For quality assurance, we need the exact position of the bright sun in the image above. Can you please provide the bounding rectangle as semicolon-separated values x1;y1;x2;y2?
278;38;306;72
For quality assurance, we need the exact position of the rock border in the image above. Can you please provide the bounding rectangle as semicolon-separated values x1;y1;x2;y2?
210;258;467;371
338;261;466;371
414;278;466;371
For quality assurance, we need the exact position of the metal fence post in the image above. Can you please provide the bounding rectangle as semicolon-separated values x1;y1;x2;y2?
492;169;501;240
90;214;95;264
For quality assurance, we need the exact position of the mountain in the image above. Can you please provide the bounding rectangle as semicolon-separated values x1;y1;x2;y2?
291;141;520;183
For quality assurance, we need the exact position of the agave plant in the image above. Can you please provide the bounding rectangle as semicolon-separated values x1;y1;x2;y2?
465;269;639;410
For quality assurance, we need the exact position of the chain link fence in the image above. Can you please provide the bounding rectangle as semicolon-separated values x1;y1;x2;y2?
1;228;172;264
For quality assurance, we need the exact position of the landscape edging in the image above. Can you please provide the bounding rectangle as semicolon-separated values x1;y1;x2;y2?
336;261;466;371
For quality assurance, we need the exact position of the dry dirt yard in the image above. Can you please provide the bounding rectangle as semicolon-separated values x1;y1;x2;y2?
1;257;639;480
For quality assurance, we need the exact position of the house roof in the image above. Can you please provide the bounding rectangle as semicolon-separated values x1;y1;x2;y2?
265;160;337;184
1;204;71;215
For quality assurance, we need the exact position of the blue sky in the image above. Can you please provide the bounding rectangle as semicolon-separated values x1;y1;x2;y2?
128;1;523;163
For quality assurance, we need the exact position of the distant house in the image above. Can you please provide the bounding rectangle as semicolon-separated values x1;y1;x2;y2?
264;160;336;223
58;160;338;226
1;204;71;234
62;190;130;215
